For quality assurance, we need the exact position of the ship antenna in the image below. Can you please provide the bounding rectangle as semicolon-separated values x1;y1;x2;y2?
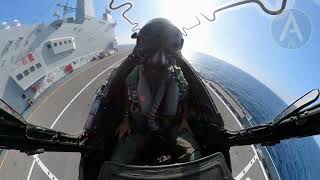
57;0;76;21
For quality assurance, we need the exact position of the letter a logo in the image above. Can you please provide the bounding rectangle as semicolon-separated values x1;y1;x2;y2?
279;11;303;43
271;9;311;49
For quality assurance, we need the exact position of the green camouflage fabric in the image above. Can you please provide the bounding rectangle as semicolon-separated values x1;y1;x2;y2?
111;129;201;164
111;65;201;164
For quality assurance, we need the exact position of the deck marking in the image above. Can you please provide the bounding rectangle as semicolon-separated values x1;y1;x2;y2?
26;59;124;180
0;53;128;172
0;151;8;169
264;146;281;179
26;51;126;122
51;59;122;128
234;154;258;180
25;55;110;122
33;155;59;180
26;160;35;180
226;91;280;180
205;81;269;180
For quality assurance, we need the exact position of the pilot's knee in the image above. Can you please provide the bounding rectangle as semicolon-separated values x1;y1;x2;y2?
189;149;201;161
178;130;200;150
177;144;201;162
111;134;144;164
176;131;201;162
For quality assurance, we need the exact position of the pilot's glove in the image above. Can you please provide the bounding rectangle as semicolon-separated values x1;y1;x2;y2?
115;115;131;142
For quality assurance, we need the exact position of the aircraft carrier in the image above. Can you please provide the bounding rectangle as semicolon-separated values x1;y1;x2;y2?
0;48;282;180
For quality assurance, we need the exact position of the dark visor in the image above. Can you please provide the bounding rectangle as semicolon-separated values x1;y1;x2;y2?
138;18;184;55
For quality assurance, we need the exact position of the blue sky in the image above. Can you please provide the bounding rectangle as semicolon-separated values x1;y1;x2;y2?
109;0;320;105
1;0;320;143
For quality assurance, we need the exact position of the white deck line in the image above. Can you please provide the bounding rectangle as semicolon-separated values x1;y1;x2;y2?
264;146;281;179
236;102;281;180
51;59;122;128
33;155;59;180
204;81;269;180
26;160;36;180
234;154;258;180
26;59;124;180
242;108;281;179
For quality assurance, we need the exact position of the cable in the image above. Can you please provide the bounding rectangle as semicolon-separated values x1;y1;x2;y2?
181;16;201;37
181;0;288;36
108;0;140;32
108;0;288;36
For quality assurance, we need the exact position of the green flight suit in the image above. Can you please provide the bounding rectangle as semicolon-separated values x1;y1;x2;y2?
111;65;201;164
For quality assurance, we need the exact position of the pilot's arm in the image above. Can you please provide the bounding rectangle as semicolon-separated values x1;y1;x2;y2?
176;69;192;133
115;80;132;142
177;93;192;133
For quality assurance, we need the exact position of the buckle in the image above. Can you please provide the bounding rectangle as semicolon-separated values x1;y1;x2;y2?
130;103;139;113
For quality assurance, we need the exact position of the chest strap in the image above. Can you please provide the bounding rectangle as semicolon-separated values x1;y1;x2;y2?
127;66;140;113
146;78;169;131
126;65;186;131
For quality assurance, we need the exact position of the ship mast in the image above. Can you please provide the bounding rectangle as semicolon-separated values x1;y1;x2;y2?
57;0;76;22
75;0;95;24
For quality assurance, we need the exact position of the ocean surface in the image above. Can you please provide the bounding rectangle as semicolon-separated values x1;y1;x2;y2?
188;52;320;180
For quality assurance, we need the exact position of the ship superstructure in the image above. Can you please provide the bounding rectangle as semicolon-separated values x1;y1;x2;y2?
0;0;117;114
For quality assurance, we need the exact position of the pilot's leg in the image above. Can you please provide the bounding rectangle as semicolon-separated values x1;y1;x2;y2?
174;129;201;162
111;133;145;164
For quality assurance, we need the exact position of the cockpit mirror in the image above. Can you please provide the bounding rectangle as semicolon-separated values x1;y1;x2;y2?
0;99;25;122
273;89;320;123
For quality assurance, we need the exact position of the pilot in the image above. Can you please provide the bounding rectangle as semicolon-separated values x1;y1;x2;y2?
111;18;201;164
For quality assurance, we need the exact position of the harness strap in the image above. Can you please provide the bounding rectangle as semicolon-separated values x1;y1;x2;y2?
172;66;188;100
146;78;169;131
126;65;187;131
126;66;140;113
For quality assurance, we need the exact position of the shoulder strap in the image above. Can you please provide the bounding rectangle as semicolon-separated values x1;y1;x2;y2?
172;66;188;100
126;65;141;112
146;78;169;131
126;65;140;88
